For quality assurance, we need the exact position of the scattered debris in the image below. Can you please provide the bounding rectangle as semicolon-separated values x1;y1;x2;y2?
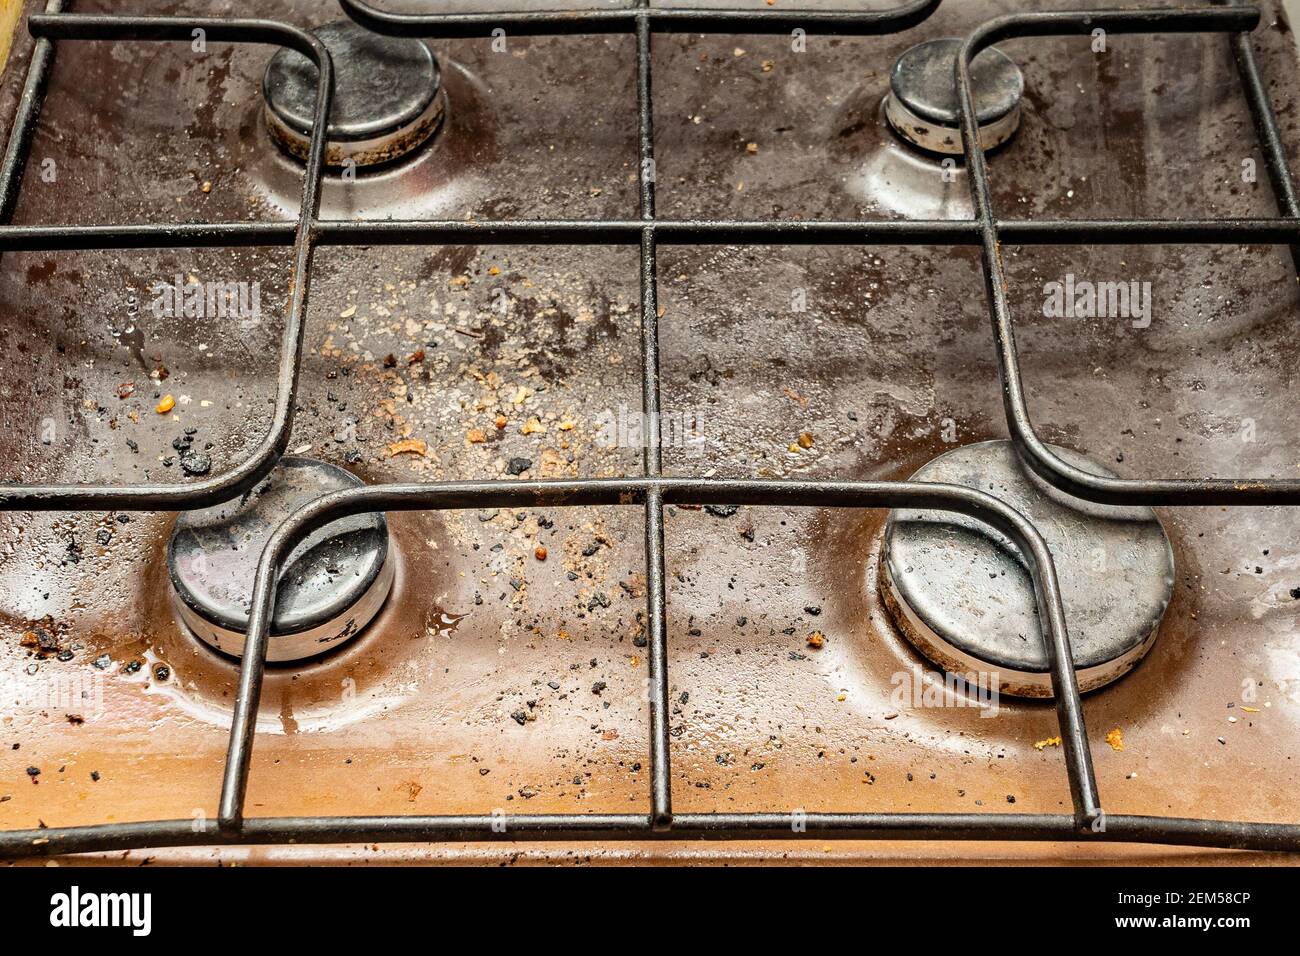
1104;727;1125;752
154;394;175;414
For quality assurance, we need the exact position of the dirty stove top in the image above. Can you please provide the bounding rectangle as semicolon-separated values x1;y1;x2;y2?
2;0;1300;865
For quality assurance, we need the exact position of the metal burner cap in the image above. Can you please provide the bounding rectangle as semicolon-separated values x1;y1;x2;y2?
880;440;1173;698
263;20;445;168
884;37;1023;154
168;457;392;663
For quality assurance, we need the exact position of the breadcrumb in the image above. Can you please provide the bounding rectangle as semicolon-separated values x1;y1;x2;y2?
386;439;427;457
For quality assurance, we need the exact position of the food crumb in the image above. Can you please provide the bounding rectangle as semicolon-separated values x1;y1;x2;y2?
154;394;175;414
1034;736;1062;751
386;438;427;457
807;631;825;649
1105;727;1125;752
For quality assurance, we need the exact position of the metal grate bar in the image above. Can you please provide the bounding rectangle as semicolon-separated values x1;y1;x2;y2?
633;0;673;828
8;811;1300;857
957;3;1300;505
2;11;333;513
0;0;63;224
1;0;1299;858
214;473;1092;829
338;0;943;38
9;216;1300;253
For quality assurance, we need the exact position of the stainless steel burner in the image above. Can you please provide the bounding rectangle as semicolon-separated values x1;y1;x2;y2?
167;457;393;662
880;441;1174;697
884;37;1023;154
262;20;445;168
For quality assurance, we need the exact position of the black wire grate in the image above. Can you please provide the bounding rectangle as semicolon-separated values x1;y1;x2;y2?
2;0;1299;857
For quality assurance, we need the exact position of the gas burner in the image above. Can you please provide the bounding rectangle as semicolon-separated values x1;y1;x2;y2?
879;441;1173;697
167;457;393;663
884;38;1023;155
262;20;445;168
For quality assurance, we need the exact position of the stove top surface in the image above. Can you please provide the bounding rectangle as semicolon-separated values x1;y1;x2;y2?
2;0;1300;865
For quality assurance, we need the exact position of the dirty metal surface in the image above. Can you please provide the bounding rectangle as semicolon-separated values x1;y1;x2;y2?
167;455;392;661
0;0;1299;864
881;440;1173;697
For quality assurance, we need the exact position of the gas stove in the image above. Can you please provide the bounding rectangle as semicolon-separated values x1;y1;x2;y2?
2;0;1300;866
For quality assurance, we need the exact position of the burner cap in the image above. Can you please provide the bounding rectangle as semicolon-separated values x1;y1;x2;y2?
884;38;1023;154
262;20;445;168
880;441;1173;698
167;457;392;663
